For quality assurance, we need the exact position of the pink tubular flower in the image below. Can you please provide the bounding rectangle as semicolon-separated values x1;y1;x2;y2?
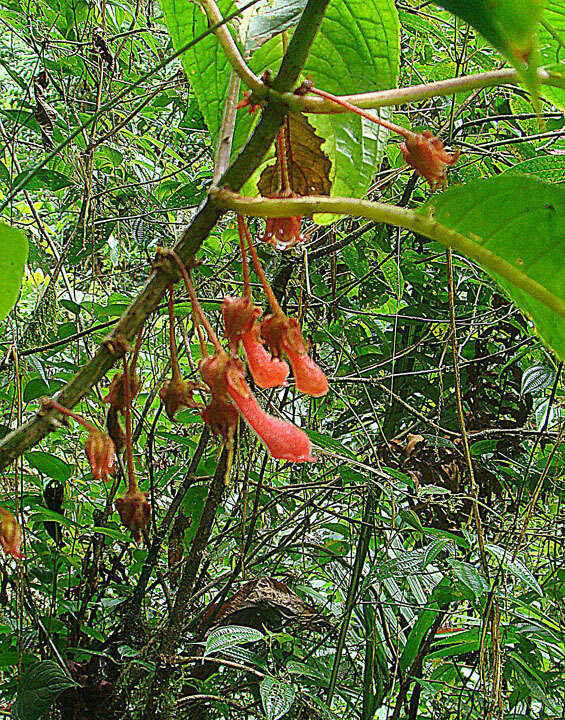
0;507;23;559
241;323;289;389
222;296;289;389
85;428;116;481
261;314;328;397
115;487;150;544
400;131;460;190
199;352;315;463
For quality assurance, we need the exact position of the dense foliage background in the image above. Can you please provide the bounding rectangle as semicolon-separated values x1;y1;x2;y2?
0;0;563;718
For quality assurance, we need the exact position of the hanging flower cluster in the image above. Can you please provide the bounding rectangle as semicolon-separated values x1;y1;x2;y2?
159;218;328;464
41;331;151;544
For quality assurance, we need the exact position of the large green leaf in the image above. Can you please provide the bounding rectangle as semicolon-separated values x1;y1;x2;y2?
161;0;399;203
434;1;542;82
428;176;565;360
11;660;76;720
0;223;28;323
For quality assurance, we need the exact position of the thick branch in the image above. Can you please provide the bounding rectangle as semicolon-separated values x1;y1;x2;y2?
211;189;565;323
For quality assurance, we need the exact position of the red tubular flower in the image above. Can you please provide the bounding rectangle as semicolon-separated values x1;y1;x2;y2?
0;507;22;559
261;193;306;249
261;314;328;397
115;487;150;543
85;428;116;481
199;352;315;463
400;131;460;190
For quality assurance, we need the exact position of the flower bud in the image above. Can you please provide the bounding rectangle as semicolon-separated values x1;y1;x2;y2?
102;370;140;413
261;192;306;249
85;428;116;481
0;507;22;559
201;396;239;443
115;487;150;543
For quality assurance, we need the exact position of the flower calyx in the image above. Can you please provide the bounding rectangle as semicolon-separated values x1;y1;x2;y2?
160;377;205;421
0;507;22;559
400;131;460;190
85;427;116;481
115;486;150;544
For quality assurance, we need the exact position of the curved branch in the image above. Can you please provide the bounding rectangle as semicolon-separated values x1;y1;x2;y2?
211;188;565;323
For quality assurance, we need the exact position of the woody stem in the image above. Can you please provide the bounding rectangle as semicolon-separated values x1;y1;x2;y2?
166;250;223;353
44;398;96;433
236;215;252;297
241;219;284;316
122;355;137;493
310;86;416;142
167;285;181;382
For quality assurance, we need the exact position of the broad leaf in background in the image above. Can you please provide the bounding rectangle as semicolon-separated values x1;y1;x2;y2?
260;677;296;720
428;176;565;360
160;0;255;155
204;624;265;656
434;0;542;91
246;0;399;208
485;544;543;596
538;0;565;110
0;223;28;323
11;660;76;720
520;364;555;397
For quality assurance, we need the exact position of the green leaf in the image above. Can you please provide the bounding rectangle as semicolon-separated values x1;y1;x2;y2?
204;625;265;656
520;364;555;397
25;451;74;481
427;176;565;360
399;604;440;671
448;559;489;598
260;677;296;720
485;543;543;596
245;0;305;53
11;660;76;720
503;155;565;184
434;0;542;83
162;0;399;204
13;169;75;191
0;224;28;323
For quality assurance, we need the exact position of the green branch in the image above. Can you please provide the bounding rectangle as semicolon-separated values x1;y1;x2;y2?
211;189;565;322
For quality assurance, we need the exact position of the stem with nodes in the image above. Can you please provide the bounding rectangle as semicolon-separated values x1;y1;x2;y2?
239;216;284;317
122;355;137;494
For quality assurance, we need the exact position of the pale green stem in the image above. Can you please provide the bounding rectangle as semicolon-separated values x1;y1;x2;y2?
211;188;565;322
199;0;265;96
